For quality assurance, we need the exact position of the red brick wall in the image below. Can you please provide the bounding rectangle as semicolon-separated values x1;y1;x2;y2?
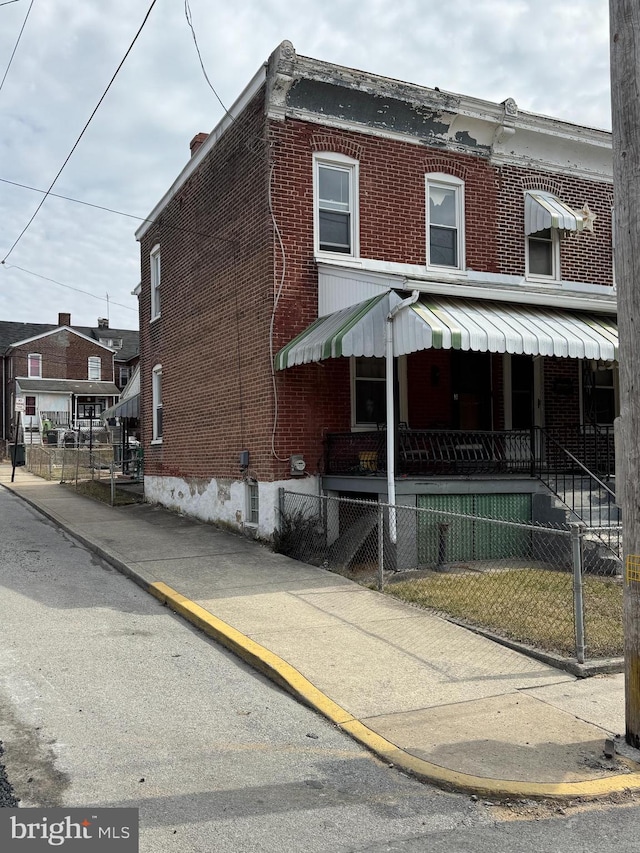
139;87;279;481
11;331;114;381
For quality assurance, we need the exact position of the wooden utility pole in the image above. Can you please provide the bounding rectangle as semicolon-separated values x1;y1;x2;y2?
610;0;640;747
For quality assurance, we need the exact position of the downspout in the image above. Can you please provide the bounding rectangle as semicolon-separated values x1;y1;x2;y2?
385;290;420;542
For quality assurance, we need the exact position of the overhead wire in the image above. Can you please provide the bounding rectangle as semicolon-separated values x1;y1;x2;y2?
0;176;236;246
2;263;137;313
183;0;233;120
0;0;35;96
1;0;159;264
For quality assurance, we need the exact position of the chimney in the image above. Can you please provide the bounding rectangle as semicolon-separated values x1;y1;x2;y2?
98;318;109;329
189;132;208;158
58;312;71;327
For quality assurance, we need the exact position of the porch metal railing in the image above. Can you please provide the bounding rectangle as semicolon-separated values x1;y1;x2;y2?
40;410;71;428
535;428;621;560
325;428;535;477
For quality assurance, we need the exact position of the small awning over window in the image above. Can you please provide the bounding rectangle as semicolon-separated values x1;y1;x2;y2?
525;192;585;235
275;293;618;368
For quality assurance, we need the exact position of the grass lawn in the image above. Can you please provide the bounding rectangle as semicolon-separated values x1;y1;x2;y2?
63;479;140;507
386;566;623;659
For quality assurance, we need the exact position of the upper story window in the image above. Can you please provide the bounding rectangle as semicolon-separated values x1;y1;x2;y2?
28;353;42;378
88;356;101;381
152;364;163;442
524;190;587;282
426;174;465;271
119;366;130;386
527;227;559;279
150;244;161;320
314;154;359;257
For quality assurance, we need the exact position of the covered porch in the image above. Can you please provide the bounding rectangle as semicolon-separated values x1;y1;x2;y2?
276;290;618;491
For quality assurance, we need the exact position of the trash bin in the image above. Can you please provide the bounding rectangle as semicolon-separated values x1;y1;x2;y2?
46;430;58;446
9;444;25;466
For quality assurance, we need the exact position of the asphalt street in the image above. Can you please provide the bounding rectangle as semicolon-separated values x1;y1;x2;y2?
3;485;640;852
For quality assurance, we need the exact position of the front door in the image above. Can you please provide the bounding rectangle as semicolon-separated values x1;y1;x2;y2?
452;351;492;430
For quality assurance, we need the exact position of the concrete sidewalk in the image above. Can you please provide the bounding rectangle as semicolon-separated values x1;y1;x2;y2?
1;463;638;800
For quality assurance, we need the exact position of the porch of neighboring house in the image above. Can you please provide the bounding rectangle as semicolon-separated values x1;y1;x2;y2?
16;379;120;447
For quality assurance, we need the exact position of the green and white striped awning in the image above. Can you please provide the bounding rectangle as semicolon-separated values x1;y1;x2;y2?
275;292;618;369
525;192;585;235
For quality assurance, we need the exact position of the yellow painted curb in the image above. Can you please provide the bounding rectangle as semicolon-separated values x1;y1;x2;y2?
150;581;640;801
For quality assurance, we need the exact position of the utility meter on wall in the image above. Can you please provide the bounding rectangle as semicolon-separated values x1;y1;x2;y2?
290;455;306;476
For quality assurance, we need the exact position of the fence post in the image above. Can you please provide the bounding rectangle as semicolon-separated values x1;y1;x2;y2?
377;501;385;591
277;487;285;534
110;461;115;507
571;522;586;664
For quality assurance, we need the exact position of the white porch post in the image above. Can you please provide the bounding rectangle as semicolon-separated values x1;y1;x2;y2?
385;291;419;543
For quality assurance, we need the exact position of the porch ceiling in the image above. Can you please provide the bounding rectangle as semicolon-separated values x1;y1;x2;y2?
275;291;618;369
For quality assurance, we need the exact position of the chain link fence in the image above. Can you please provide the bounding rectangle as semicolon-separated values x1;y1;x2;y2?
25;446;143;506
276;490;623;663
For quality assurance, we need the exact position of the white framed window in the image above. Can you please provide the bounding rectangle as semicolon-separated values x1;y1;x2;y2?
426;174;465;271
246;481;259;526
152;364;163;442
526;227;560;280
313;153;359;257
150;244;161;320
88;356;101;380
28;353;42;378
119;366;130;386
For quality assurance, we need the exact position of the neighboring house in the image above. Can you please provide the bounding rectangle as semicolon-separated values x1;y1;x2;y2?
136;41;617;541
1;313;139;446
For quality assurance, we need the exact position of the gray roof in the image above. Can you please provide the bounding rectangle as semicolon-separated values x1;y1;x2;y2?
0;321;139;362
16;378;121;395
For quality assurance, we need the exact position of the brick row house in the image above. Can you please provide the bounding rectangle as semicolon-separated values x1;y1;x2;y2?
136;41;617;547
1;314;139;447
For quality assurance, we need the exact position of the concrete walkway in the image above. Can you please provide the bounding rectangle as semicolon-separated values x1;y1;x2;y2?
1;464;637;800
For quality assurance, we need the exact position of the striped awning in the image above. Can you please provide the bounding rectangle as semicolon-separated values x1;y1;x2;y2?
525;192;585;235
275;293;618;368
101;365;140;420
409;297;617;360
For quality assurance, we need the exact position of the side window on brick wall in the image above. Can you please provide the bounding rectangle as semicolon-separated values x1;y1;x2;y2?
426;174;465;271
150;244;161;320
313;153;359;257
28;353;42;378
88;356;101;380
152;364;163;442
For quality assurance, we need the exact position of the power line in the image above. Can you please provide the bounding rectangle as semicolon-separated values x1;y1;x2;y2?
0;176;236;246
0;1;22;7
184;0;233;120
2;263;138;312
1;0;159;265
0;0;35;96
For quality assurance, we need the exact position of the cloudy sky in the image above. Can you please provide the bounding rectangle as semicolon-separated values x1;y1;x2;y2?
0;0;611;332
